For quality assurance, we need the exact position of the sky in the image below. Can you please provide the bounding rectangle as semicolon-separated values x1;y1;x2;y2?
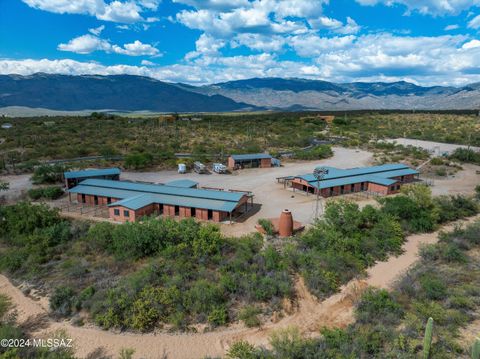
1;0;480;86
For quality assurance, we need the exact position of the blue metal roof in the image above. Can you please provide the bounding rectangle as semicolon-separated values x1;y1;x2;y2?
64;168;120;179
164;179;198;188
302;164;410;182
307;174;396;189
296;164;417;189
78;179;245;202
68;179;247;212
230;153;272;161
68;185;139;199
108;193;239;212
372;168;419;178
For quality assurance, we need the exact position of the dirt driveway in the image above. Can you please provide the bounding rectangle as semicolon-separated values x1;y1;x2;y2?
122;147;374;236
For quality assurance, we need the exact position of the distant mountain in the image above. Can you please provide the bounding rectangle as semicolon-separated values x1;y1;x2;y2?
1;73;479;113
198;77;480;110
0;73;254;112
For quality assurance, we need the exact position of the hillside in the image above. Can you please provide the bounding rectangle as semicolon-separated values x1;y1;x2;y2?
199;77;480;110
0;73;253;112
1;73;480;112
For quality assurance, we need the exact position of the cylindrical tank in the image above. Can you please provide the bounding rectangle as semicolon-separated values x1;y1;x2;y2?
178;163;186;174
278;209;293;237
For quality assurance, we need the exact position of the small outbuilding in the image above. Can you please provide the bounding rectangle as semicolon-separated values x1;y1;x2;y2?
64;168;121;189
228;153;272;170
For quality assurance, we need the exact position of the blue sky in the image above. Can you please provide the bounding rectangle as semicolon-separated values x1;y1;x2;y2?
1;0;480;86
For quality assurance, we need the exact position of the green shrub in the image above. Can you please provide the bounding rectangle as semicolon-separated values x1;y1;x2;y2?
269;327;307;359
31;164;67;184
356;288;404;325
28;186;63;200
258;219;275;236
430;157;444;166
294;145;333;160
0;294;12;320
226;341;258;359
450;148;480;164
208;306;228;327
50;286;76;317
86;221;115;252
435;167;447;177
239;306;262;327
420;274;447;300
124;152;153;169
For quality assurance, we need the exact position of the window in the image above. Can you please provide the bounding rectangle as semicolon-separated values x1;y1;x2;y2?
124;210;130;217
114;209;120;216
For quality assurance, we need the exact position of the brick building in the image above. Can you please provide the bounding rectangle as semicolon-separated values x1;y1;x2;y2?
227;153;272;170
289;164;419;197
68;178;252;223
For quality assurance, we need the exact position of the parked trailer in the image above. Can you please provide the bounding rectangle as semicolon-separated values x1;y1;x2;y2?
212;163;227;174
194;161;208;174
178;163;187;174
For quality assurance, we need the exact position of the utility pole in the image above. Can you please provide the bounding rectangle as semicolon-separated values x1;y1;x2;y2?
313;167;329;219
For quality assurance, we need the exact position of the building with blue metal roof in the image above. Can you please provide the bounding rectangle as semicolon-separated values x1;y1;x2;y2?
64;168;121;188
228;153;273;170
290;163;419;197
68;178;252;223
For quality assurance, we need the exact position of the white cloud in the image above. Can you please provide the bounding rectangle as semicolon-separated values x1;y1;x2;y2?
310;16;343;30
291;34;356;57
58;34;160;56
231;33;286;52
97;1;143;22
141;59;156;65
444;24;460;30
3;34;480;87
468;14;480;29
22;0;156;23
173;0;250;11
176;0;328;37
58;34;111;54
113;40;161;55
355;0;480;16
462;39;480;48
89;25;105;35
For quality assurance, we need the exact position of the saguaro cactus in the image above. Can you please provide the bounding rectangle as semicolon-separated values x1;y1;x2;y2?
423;317;434;359
472;337;480;359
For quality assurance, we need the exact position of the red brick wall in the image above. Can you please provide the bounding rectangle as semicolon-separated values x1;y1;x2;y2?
135;204;155;219
109;206;134;222
212;211;228;222
196;209;209;220
260;158;272;168
227;157;235;169
164;205;176;217
367;183;389;195
179;206;191;218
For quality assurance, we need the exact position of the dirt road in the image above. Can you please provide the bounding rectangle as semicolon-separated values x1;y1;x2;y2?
2;216;478;359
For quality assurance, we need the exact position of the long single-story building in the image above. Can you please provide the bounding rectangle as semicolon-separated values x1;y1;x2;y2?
289;163;419;197
64;168;121;189
67;178;252;223
228;153;272;170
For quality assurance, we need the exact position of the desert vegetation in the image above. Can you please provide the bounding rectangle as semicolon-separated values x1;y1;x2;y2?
0;185;477;333
1;112;478;171
227;219;480;358
0;293;75;358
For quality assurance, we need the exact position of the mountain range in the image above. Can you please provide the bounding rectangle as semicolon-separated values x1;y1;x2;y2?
1;73;480;113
